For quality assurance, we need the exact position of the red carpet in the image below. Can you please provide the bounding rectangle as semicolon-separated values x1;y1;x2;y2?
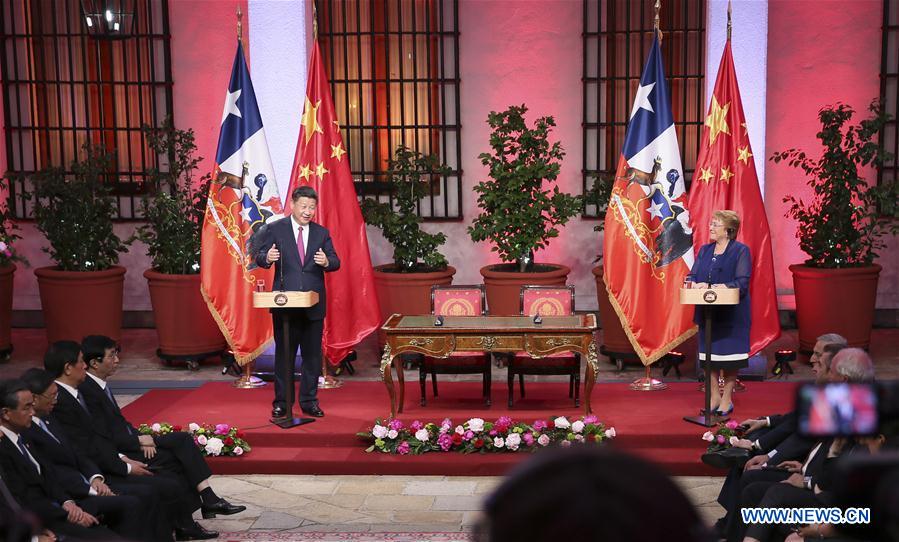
122;380;798;477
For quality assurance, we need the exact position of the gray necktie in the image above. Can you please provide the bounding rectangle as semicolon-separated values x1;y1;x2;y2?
37;419;59;444
75;392;89;412
15;439;40;474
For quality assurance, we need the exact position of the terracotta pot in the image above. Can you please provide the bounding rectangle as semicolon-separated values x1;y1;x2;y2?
0;263;15;354
480;264;570;316
35;266;125;343
373;265;456;345
790;263;881;351
591;266;637;357
144;270;227;357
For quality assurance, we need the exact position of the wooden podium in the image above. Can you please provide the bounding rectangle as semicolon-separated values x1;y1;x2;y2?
680;287;739;427
253;290;319;429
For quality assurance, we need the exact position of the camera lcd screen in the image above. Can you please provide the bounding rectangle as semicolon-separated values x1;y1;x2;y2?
796;383;879;437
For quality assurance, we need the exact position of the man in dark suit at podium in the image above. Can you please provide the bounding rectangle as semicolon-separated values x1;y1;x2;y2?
254;186;340;419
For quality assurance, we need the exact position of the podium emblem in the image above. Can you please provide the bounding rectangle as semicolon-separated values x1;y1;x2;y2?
702;290;718;303
274;293;289;306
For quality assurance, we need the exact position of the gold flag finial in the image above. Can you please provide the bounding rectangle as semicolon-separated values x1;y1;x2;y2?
653;0;662;43
727;0;732;41
237;6;243;41
312;0;318;41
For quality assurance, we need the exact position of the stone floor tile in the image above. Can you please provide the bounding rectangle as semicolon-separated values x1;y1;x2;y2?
432;495;485;511
336;479;409;495
361;495;435;511
198;518;255;532
391;510;465;525
403;480;479;496
269;478;340;496
251;510;304;530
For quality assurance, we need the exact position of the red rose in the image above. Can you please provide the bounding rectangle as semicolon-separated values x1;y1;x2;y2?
173;425;183;432
451;433;463;445
474;438;484;448
236;430;245;439
547;420;555;429
224;437;235;446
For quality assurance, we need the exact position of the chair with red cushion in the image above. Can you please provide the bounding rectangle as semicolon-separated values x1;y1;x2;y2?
508;285;580;407
420;285;492;406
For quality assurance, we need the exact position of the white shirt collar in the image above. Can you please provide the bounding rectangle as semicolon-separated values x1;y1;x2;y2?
55;380;81;400
0;425;21;446
86;372;107;390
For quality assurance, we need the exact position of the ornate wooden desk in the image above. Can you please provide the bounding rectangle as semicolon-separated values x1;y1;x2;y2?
380;313;599;418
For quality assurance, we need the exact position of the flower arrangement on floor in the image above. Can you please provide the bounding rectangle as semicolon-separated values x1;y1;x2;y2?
701;420;746;453
138;422;251;457
358;415;616;455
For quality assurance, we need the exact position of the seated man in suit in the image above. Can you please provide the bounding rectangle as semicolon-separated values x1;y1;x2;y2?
21;367;164;542
0;378;141;540
724;348;877;542
44;341;218;541
0;458;52;542
80;335;245;521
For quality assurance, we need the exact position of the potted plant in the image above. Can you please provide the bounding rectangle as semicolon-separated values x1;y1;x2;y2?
771;101;899;350
32;145;131;343
361;146;455;343
585;173;635;369
468;105;582;315
0;176;25;359
132;118;226;364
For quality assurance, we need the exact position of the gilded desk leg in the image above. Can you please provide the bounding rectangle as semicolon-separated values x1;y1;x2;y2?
584;342;599;415
380;345;396;419
395;354;405;414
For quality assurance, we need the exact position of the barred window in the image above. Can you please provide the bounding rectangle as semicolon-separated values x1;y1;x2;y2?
582;0;705;217
881;0;898;216
0;0;174;220
316;0;462;220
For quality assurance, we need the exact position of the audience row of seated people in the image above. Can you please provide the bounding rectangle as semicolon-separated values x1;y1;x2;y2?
0;336;247;541
703;334;895;542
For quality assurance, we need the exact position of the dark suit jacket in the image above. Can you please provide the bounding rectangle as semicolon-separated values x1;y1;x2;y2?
79;376;142;454
49;388;129;477
756;411;798;453
24;418;102;499
0;435;69;524
253;218;340;320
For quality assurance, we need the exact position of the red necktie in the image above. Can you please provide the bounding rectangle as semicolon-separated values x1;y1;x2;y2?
297;226;305;266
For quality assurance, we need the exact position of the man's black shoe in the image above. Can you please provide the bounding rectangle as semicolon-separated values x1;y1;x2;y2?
175;522;218;540
271;405;286;419
301;405;325;417
201;498;247;519
701;447;750;469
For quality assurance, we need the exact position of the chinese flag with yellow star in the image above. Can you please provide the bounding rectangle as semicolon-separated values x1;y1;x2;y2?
687;40;780;354
285;42;381;365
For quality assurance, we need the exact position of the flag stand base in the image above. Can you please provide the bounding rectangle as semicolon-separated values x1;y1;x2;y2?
271;416;316;429
319;375;343;389
233;363;266;389
630;366;667;391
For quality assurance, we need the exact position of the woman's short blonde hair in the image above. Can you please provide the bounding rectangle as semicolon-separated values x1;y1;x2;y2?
713;210;740;240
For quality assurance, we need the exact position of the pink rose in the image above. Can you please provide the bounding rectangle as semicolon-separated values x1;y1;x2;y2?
410;420;423;431
603;427;616;439
397;441;410;455
388;419;404;431
214;424;230;435
716;435;726;444
702;431;715;442
533;420;547;431
725;420;740;430
233;446;244;456
583;415;599;425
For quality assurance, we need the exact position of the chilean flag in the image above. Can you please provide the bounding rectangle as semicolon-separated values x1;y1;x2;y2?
603;37;697;365
200;41;283;364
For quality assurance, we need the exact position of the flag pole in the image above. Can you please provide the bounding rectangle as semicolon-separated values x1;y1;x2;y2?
229;7;265;390
308;0;342;391
630;0;669;393
727;0;732;41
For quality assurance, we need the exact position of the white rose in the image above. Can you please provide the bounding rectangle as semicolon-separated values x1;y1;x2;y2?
372;425;388;439
505;433;521;451
233;446;244;456
574;434;585;442
415;429;430;442
604;427;616;439
455;425;465;435
188;423;200;432
204;437;224;456
467;418;485;432
493;437;504;448
554;417;571;429
196;435;208;446
702;431;714;442
560;439;572;447
537;434;550;447
571;421;585;434
387;429;398;439
729;436;740;446
151;423;162;432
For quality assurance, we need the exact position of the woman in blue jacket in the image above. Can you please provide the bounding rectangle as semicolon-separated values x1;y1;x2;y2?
687;210;751;416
